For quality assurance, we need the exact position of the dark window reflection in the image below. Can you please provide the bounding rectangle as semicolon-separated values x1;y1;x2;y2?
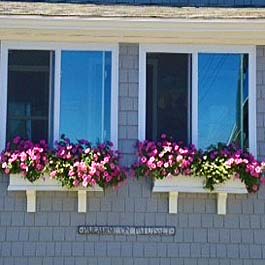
146;53;191;144
7;50;53;143
198;53;249;150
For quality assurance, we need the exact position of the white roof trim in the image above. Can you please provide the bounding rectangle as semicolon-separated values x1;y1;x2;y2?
1;16;265;44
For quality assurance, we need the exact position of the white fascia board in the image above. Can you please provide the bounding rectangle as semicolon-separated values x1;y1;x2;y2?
1;16;265;45
1;16;265;32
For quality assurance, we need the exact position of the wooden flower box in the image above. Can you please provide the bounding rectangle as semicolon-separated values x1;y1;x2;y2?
8;174;103;213
152;175;247;215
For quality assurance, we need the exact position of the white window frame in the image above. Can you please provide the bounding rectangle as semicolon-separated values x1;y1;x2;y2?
0;41;119;150
139;44;257;157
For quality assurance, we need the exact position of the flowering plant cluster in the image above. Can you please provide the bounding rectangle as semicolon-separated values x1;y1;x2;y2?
0;136;49;182
133;135;265;193
192;143;264;192
133;134;197;179
0;136;126;189
48;136;126;189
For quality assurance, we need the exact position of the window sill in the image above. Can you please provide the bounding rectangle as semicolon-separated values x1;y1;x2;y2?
152;175;247;215
8;174;103;213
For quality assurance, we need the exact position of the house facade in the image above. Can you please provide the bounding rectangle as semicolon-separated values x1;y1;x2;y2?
1;1;265;264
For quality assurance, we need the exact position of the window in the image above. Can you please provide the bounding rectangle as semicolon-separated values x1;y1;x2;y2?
146;53;191;144
0;42;118;150
60;51;111;143
198;53;249;150
6;50;53;143
139;45;256;155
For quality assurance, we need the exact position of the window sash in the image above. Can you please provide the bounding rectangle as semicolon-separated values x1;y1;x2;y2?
59;50;111;143
145;53;191;144
7;50;53;144
0;42;119;150
139;44;256;156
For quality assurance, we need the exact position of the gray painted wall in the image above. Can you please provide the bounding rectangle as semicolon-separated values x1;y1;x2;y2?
0;44;265;264
2;0;265;7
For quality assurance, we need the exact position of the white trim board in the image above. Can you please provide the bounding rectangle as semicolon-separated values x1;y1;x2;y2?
0;41;119;150
139;44;257;156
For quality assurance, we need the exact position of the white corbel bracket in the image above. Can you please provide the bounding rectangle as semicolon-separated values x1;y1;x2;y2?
26;190;36;212
217;192;228;215
169;192;178;214
78;190;87;213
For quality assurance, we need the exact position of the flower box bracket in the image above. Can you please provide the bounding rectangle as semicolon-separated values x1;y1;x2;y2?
8;174;103;213
153;175;248;215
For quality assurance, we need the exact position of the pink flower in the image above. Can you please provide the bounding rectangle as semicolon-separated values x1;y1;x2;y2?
68;169;75;177
161;134;167;139
140;157;147;163
149;157;155;163
255;166;261;174
110;163;115;170
36;164;44;171
85;148;91;154
151;164;156;169
106;176;112;182
164;146;172;152
13;136;21;145
157;161;163;168
104;157;110;163
50;171;57;178
176;155;183;162
20;152;27;162
89;167;96;175
73;179;79;187
164;162;169;168
174;169;180;175
66;153;72;160
20;163;28;171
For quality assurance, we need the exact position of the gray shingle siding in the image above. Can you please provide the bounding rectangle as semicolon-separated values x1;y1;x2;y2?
5;0;265;7
0;44;265;264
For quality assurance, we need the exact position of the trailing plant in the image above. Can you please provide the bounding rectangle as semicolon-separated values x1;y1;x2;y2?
133;134;197;179
192;143;263;192
133;135;264;192
0;135;126;189
0;136;48;182
48;135;126;189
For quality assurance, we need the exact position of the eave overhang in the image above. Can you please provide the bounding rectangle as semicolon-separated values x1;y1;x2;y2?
1;2;265;44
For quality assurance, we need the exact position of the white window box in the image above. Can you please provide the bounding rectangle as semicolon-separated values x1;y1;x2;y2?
8;174;103;213
152;175;247;215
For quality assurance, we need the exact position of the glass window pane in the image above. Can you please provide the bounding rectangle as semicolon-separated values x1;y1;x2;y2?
60;51;111;143
7;50;52;143
198;53;249;150
146;53;190;144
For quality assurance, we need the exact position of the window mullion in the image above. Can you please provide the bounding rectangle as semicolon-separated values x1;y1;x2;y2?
249;48;257;157
192;51;198;147
48;51;54;146
0;45;8;150
53;48;61;144
102;52;105;142
138;47;147;141
111;47;119;149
